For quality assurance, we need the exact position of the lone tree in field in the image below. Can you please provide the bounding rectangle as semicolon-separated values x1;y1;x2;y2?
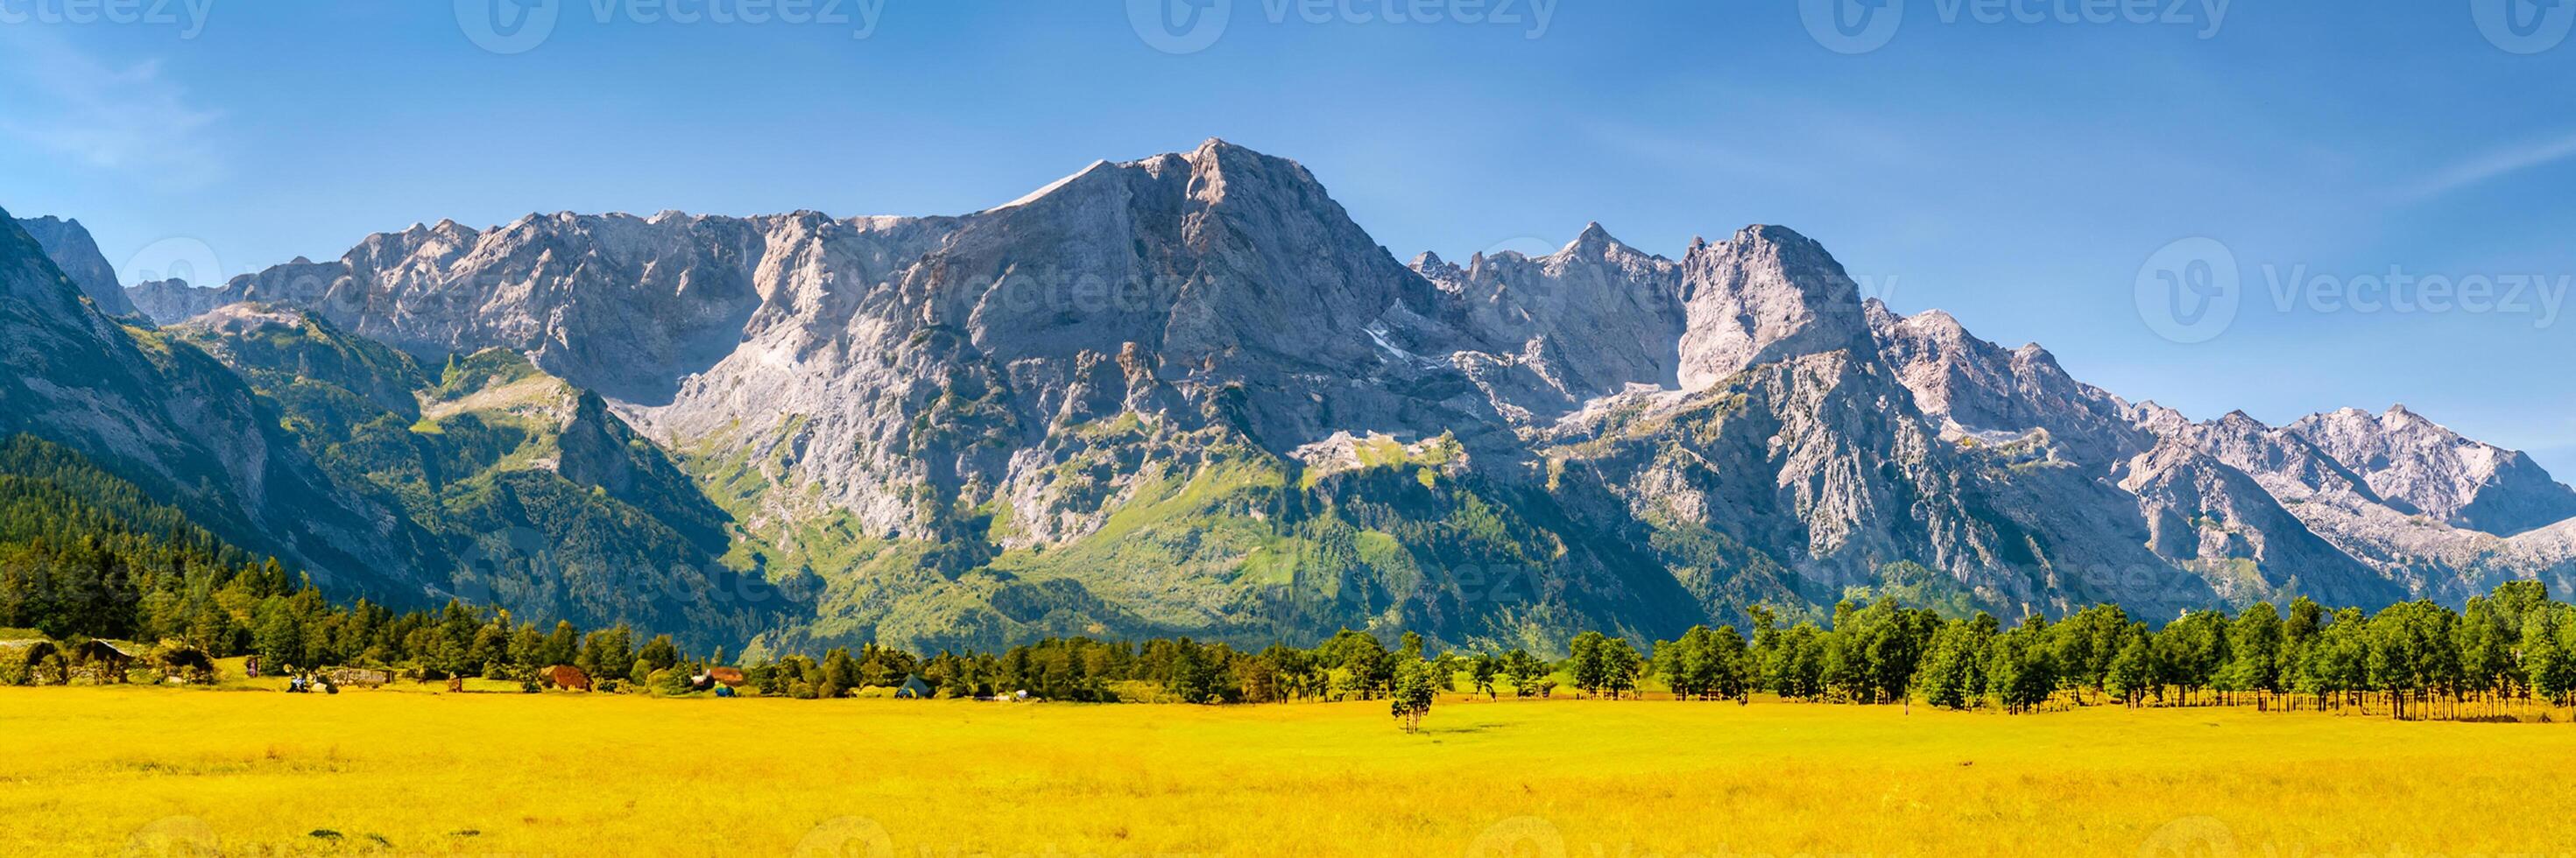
1390;658;1436;733
1469;652;1500;699
1501;649;1549;698
1568;631;1610;697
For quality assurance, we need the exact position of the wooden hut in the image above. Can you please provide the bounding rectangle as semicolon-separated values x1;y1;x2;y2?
152;643;217;685
0;639;64;686
541;665;592;692
70;639;139;683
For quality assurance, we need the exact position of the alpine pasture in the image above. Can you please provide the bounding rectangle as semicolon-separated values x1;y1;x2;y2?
4;684;2572;856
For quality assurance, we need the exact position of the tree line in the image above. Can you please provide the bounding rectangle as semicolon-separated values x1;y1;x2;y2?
1640;587;2576;720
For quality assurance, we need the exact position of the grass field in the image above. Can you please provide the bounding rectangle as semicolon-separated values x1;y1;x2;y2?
4;685;2573;857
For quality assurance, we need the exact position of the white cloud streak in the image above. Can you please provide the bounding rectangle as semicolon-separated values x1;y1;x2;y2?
2403;130;2576;202
0;31;222;189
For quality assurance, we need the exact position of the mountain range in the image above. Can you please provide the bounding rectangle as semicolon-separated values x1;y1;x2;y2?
9;139;2572;655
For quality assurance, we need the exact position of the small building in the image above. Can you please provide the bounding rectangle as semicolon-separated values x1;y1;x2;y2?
70;639;140;683
541;665;592;692
152;643;217;685
893;674;934;700
0;639;63;686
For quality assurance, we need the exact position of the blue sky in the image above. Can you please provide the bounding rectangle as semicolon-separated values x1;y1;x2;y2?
4;1;2572;475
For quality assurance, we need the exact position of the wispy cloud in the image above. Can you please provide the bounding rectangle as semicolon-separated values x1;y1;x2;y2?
2401;130;2576;202
0;32;222;189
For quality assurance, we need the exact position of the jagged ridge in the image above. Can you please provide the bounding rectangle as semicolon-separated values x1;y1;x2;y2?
16;139;2571;652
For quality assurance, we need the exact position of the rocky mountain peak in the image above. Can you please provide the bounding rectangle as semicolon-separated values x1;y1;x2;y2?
1412;221;1686;403
1570;221;1616;251
1868;299;2146;464
2216;410;2268;432
1675;224;1874;390
1;209;93;316
1016;137;1328;214
2289;404;2576;535
13;214;136;316
1888;308;1973;344
2380;404;2437;431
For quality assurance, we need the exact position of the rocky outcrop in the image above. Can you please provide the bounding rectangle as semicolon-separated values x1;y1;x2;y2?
1413;222;1684;415
1867;300;2149;465
15;215;135;316
1675;226;1878;391
124;278;222;325
2288;406;2576;536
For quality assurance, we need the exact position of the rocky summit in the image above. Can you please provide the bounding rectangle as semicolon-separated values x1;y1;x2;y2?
1;140;2561;654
